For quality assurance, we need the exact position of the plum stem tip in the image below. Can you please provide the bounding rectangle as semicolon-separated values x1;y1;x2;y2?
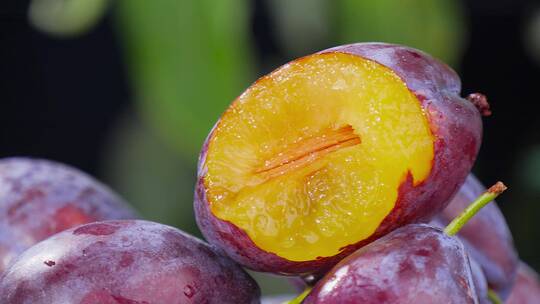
466;93;491;117
487;181;507;194
444;181;507;236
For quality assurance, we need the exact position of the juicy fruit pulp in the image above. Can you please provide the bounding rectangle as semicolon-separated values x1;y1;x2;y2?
203;53;434;261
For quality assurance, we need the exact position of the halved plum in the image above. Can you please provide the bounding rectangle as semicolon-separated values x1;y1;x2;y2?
195;43;483;274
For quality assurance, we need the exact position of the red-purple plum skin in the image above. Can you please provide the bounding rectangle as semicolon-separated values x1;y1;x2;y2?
507;262;540;304
195;43;483;275
470;258;490;304
0;158;138;272
0;220;261;304
431;174;518;298
302;224;479;304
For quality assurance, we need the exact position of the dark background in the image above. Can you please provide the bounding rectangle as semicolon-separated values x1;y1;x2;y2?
1;0;539;294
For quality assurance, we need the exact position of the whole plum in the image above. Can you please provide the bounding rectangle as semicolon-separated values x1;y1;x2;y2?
0;157;138;272
0;220;261;304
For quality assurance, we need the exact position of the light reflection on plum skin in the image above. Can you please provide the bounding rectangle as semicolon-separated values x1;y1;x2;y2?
0;157;138;272
0;220;261;304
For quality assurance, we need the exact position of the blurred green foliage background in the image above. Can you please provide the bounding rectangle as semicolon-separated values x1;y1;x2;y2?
4;0;540;296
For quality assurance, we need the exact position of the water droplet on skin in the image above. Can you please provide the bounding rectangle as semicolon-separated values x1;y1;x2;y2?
44;260;55;267
184;285;195;298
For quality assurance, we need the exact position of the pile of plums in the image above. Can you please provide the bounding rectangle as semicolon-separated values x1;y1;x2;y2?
1;43;538;303
0;158;259;303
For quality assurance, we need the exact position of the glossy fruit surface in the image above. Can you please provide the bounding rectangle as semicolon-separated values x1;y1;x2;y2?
470;258;490;304
431;174;518;298
0;220;260;304
507;262;540;304
0;157;138;272
303;224;478;304
195;42;482;274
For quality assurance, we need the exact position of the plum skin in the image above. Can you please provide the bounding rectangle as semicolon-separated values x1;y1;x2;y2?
195;42;482;275
470;258;490;304
431;174;518;298
0;220;261;304
0;157;138;272
303;224;479;304
507;262;540;304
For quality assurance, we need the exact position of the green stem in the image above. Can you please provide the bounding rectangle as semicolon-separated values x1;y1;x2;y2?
487;289;503;304
444;182;507;236
286;287;312;304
